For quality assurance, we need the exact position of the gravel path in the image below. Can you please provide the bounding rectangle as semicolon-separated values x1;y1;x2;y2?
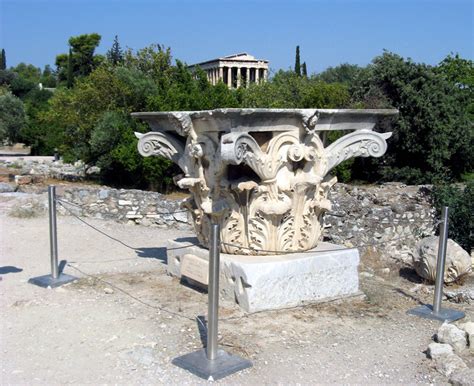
1;198;471;384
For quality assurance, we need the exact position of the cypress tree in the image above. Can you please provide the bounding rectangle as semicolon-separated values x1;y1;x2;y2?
294;46;301;76
106;35;124;66
66;48;74;88
1;49;6;70
302;62;307;77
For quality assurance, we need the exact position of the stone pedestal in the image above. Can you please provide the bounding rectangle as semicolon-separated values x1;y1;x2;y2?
167;238;360;312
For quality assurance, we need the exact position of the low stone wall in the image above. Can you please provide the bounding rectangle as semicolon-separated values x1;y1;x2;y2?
326;183;436;262
55;186;189;229
1;159;437;261
0;158;99;182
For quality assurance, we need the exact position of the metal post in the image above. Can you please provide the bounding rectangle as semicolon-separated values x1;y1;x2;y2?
207;223;220;360
172;219;252;381
28;185;77;288
407;205;464;322
433;206;449;314
49;185;59;279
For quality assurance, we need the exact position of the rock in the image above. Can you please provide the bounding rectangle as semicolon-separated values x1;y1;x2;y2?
436;353;467;377
0;182;17;193
98;189;109;200
14;175;32;185
437;322;467;353
427;342;453;359
459;322;474;353
449;368;474;386
412;236;471;283
103;287;114;294
86;166;100;175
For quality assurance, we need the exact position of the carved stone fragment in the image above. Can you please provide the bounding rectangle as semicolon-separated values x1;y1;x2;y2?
133;108;397;255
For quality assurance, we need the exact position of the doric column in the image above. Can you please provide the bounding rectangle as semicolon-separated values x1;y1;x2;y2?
264;69;268;81
227;67;232;88
219;67;223;83
237;67;241;88
255;68;260;83
246;67;250;87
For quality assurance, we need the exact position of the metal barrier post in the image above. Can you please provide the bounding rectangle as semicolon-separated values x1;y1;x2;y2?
206;223;220;360
172;222;252;381
407;206;465;322
49;185;59;279
28;185;77;288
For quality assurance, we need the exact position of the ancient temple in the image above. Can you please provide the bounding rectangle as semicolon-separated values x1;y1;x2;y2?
188;53;269;88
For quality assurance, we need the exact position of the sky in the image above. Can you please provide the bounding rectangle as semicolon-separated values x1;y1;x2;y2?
1;0;473;74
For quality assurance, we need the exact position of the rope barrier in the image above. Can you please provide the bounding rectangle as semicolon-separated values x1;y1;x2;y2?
57;197;189;215
66;263;208;330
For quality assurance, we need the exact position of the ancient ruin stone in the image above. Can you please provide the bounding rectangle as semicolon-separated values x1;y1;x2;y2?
134;108;397;255
413;236;471;283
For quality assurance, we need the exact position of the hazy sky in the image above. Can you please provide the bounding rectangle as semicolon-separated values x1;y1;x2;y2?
1;0;473;74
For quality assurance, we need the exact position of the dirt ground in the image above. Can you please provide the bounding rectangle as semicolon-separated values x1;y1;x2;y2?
1;192;472;385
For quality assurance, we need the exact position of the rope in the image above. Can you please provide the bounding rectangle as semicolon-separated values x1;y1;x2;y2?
66;263;208;330
57;198;189;215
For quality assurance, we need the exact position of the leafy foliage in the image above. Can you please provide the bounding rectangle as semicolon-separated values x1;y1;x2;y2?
350;51;473;184
0;90;26;144
431;182;474;252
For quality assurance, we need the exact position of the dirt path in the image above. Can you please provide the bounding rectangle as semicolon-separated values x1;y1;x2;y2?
1;199;471;384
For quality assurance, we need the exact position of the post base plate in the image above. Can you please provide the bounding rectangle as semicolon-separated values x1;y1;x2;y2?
28;274;78;288
172;348;252;381
407;304;465;322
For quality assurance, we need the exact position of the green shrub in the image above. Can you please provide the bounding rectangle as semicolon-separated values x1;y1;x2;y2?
431;181;474;252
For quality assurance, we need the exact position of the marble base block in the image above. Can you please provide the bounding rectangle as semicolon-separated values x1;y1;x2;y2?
167;238;360;312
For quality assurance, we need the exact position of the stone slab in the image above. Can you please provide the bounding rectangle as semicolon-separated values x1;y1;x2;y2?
167;238;360;312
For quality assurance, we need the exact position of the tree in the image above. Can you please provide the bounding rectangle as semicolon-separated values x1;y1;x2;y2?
106;35;124;66
294;46;301;76
56;33;102;85
317;63;363;84
68;33;102;77
0;49;5;70
350;51;473;183
67;48;74;88
40;65;56;87
302;62;307;77
0;91;26;144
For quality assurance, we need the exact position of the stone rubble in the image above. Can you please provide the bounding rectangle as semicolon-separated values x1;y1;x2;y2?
437;322;468;353
426;322;474;385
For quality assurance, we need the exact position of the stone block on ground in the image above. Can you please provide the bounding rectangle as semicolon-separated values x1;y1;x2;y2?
449;368;474;386
413;236;471;283
436;353;467;377
167;238;360;312
427;342;453;360
437;322;468;353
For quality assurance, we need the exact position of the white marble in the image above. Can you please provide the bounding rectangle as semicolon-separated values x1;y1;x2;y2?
134;108;397;256
167;238;361;312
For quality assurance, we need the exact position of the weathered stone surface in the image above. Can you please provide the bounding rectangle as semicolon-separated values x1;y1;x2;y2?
449;368;474;386
0;182;17;193
436;353;467;377
413;236;471;283
167;238;360;312
437;322;468;353
459;322;474;353
427;342;453;359
134;108;397;255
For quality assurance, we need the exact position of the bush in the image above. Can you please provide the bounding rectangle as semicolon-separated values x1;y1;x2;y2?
431;181;474;252
0;91;26;144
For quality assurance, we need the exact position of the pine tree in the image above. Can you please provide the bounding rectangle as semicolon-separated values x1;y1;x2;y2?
1;49;6;70
66;48;74;88
294;46;301;76
106;35;124;66
302;62;307;77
